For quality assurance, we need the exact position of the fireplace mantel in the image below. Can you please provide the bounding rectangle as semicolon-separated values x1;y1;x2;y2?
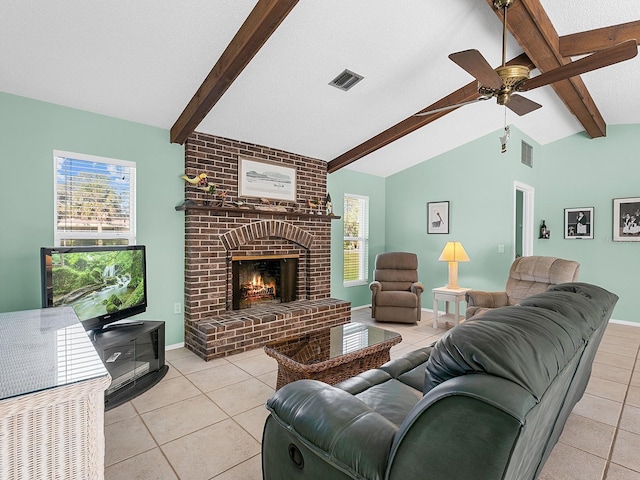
175;203;340;221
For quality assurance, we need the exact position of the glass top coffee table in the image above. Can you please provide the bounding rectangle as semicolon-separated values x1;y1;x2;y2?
264;322;402;389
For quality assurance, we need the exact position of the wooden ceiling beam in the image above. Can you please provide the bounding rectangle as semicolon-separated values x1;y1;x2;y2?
327;54;534;174
170;0;298;145
329;0;620;173
559;20;640;56
489;0;607;138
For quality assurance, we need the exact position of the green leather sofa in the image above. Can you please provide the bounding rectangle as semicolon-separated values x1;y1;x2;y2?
262;283;618;480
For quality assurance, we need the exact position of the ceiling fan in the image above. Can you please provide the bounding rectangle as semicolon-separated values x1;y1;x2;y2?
417;0;638;117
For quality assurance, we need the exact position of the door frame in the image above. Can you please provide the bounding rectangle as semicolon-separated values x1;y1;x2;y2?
514;181;534;257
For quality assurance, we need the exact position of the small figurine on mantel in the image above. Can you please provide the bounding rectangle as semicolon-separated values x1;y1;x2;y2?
181;172;208;186
216;190;230;207
180;172;216;194
325;193;333;216
308;198;319;214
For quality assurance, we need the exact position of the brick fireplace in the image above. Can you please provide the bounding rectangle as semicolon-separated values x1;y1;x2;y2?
179;132;350;360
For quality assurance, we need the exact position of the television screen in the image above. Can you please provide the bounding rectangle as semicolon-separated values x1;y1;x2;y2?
41;245;147;331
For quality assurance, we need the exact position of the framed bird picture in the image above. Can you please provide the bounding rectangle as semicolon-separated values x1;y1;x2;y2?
427;201;449;234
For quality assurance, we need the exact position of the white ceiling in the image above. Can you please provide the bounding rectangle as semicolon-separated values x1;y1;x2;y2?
1;0;639;177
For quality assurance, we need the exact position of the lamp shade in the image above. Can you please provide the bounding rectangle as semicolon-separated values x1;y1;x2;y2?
438;242;470;262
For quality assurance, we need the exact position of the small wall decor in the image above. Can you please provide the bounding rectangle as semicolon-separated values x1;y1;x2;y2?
564;207;594;239
539;220;550;239
238;156;296;202
613;197;640;241
427;201;449;234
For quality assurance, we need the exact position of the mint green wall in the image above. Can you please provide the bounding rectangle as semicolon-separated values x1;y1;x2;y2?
334;124;639;324
0;92;186;344
328;169;386;307
3;89;636;334
534;124;640;322
385;126;542;297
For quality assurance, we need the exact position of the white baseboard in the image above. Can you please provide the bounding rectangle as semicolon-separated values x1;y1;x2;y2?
165;342;185;350
351;304;371;311
609;319;640;327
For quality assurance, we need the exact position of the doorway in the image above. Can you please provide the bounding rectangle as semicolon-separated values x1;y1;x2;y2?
514;182;534;258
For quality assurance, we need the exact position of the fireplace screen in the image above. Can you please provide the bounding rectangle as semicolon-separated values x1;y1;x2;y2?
232;256;298;310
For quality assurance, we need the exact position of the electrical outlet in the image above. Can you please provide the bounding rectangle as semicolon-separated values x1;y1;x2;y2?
174;302;182;314
498;244;505;253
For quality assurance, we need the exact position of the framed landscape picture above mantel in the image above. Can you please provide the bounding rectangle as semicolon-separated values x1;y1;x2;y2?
564;207;594;239
238;157;296;202
427;201;449;234
613;197;640;242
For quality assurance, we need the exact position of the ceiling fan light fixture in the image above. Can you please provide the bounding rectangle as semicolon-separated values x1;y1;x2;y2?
496;65;529;87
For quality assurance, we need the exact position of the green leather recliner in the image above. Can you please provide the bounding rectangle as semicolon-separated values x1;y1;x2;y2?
262;283;617;480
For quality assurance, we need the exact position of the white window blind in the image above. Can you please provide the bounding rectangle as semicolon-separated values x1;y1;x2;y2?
343;194;369;286
54;151;136;246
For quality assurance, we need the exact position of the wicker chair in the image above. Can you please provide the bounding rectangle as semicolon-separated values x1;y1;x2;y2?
465;255;580;320
370;252;424;324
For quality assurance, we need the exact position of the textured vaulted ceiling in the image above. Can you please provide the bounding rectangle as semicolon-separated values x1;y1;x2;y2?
1;0;639;177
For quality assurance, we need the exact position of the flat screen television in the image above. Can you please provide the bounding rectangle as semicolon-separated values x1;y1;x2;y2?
41;245;147;332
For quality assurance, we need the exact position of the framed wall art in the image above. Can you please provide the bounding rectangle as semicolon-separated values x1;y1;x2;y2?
238;156;296;202
613;197;640;241
564;207;594;239
427;201;449;234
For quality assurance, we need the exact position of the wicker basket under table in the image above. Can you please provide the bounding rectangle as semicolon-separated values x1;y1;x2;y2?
264;326;402;389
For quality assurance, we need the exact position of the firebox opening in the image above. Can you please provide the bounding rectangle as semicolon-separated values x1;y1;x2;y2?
232;255;298;310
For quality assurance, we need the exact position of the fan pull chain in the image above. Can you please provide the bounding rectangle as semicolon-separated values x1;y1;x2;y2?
500;106;510;154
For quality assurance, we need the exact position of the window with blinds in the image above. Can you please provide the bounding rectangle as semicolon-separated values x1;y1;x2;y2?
343;194;369;286
54;151;136;246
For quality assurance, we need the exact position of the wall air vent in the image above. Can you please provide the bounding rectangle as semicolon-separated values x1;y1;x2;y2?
521;141;533;168
329;69;364;91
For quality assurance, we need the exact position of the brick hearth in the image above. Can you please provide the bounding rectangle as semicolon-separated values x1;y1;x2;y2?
180;132;350;360
185;298;351;361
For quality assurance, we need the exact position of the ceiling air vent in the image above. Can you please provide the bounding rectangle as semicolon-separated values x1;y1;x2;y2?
329;69;364;91
521;141;533;168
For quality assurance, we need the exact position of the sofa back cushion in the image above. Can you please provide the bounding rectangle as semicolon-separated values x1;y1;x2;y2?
505;256;580;305
424;284;617;398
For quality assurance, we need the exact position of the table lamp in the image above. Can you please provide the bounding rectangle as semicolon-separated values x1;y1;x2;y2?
438;241;470;289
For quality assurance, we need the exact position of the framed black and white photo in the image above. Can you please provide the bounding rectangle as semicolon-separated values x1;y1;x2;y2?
613;197;640;241
427;201;449;234
564;207;594;239
238;156;296;202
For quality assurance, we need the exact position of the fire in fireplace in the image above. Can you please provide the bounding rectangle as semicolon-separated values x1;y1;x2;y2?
232;255;298;310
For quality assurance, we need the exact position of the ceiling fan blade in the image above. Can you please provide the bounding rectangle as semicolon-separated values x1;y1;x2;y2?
506;94;542;116
415;96;492;116
519;39;638;92
449;50;503;90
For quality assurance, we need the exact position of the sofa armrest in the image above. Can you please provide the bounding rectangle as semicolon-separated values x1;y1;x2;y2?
370;281;382;316
265;380;397;479
465;290;509;308
411;282;424;296
387;375;535;480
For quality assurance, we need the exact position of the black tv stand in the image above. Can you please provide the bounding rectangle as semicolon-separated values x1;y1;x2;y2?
91;320;168;411
89;321;145;342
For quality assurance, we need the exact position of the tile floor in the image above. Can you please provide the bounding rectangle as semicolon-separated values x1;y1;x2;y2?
104;309;640;480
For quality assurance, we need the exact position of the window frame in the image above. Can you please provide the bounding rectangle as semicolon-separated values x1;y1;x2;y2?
343;193;369;287
53;150;137;246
